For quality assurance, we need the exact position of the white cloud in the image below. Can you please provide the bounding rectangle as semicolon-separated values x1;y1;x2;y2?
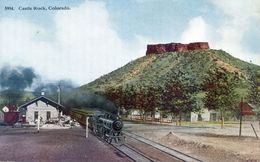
134;0;162;3
180;1;260;65
251;1;260;24
211;0;260;24
209;0;260;65
0;18;45;65
180;16;212;43
0;0;145;85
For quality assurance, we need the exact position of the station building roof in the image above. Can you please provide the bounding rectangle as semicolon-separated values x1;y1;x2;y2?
18;96;65;112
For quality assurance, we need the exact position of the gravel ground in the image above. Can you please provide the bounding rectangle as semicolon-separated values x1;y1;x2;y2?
0;126;132;162
124;121;260;162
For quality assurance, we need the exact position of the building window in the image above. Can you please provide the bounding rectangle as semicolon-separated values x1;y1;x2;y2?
47;111;51;120
34;111;38;121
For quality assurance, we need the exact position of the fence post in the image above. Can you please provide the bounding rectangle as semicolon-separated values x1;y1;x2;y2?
251;124;258;139
239;99;243;137
239;114;242;136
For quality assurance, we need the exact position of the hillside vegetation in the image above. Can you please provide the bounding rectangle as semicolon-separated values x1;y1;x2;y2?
82;49;259;95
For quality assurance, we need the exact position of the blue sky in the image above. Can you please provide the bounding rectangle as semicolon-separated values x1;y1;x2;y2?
0;0;259;85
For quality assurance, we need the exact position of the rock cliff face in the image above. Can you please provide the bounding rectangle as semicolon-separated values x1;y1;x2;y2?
146;42;209;55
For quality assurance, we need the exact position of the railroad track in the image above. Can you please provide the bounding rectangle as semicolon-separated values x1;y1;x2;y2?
87;130;152;162
70;109;202;161
115;131;203;162
91;129;202;162
112;143;154;162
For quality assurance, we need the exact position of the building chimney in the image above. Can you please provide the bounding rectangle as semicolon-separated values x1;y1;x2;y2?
41;91;45;96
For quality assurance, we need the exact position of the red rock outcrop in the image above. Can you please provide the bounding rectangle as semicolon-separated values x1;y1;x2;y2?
187;42;209;50
146;42;209;55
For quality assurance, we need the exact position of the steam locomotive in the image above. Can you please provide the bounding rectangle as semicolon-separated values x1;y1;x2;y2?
70;108;124;144
88;112;124;144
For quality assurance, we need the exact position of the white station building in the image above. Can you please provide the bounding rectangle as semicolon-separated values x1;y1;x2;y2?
18;96;65;123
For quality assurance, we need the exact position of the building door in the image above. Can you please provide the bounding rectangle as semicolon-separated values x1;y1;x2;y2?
34;111;38;121
47;111;51;120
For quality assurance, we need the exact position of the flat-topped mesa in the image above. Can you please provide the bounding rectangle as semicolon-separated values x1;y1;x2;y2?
146;42;209;55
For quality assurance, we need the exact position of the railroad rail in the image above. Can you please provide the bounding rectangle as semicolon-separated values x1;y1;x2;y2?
112;143;154;162
122;131;203;162
87;129;152;162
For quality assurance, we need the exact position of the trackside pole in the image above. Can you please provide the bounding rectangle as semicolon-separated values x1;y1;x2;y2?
86;117;89;138
37;114;40;133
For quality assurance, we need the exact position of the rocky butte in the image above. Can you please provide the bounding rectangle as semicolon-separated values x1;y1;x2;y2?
146;42;210;55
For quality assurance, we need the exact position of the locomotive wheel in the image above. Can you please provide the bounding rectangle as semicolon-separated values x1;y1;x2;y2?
108;138;112;144
101;128;105;139
104;131;108;142
94;128;98;135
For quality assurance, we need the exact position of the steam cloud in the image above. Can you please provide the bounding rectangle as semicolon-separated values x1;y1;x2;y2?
0;65;36;91
33;80;75;98
34;81;117;114
0;65;37;104
62;89;117;114
0;65;117;114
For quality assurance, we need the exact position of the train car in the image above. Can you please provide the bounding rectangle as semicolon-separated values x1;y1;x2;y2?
4;112;19;125
69;108;94;126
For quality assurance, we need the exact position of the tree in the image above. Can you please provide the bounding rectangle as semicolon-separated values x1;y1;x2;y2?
135;86;146;120
123;84;136;111
104;86;124;114
203;67;239;128
144;86;160;121
248;69;260;105
248;68;260;117
162;70;197;125
135;86;161;121
121;84;163;121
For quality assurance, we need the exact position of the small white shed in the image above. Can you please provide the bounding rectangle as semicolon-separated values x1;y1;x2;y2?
2;104;17;112
2;106;9;112
191;109;220;122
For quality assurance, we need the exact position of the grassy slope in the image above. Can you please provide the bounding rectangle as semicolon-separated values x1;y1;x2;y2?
82;49;260;96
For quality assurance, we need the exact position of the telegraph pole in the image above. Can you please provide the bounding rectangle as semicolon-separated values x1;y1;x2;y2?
37;112;40;133
57;85;63;117
57;84;61;104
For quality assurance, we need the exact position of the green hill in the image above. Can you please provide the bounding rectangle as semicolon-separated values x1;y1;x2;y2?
81;49;260;97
